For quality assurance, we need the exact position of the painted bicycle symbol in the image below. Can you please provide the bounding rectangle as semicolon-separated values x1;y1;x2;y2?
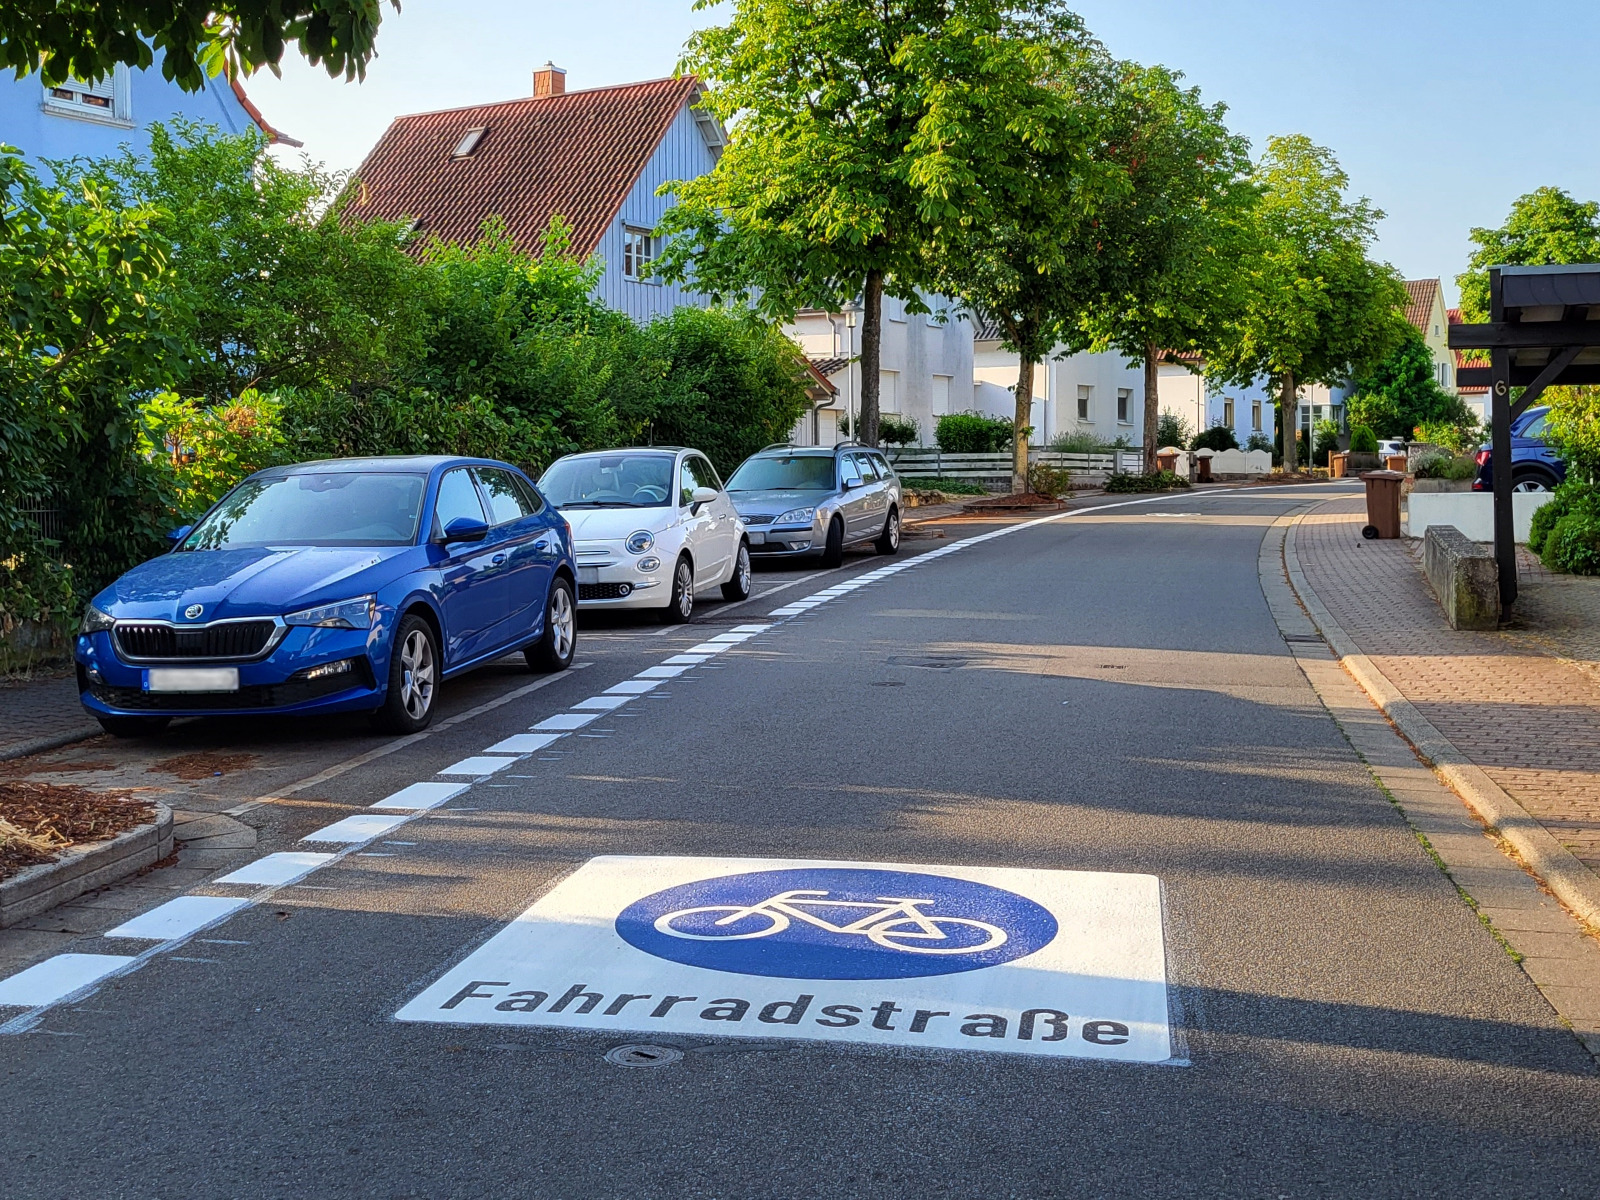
654;888;1009;955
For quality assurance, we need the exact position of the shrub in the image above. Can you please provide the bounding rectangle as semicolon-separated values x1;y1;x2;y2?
1349;424;1379;454
1028;461;1072;496
1048;429;1102;454
1156;411;1191;450
1546;386;1600;482
1245;433;1273;453
1414;416;1484;456
1542;508;1600;575
935;411;1012;453
1103;470;1190;493
1530;481;1600;556
1313;418;1340;467
1191;423;1239;452
138;391;290;519
902;476;986;495
1412;451;1478;481
878;414;920;446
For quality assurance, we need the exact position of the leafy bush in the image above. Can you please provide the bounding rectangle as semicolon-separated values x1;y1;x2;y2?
902;476;986;495
878;414;920;446
1028;461;1072;496
1349;424;1379;453
1156;411;1191;450
1313;418;1340;467
138;391;290;519
1530;481;1600;556
935;411;1013;453
1542;507;1600;575
1104;470;1190;493
1412;451;1478;480
1245;433;1273;453
1545;387;1600;482
1191;423;1239;452
1048;429;1102;454
1347;328;1476;440
1414;416;1484;456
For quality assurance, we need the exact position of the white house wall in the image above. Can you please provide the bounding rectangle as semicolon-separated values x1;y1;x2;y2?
973;345;1145;446
590;103;717;323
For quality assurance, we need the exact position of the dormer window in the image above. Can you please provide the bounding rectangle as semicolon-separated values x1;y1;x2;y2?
42;65;131;126
452;127;487;158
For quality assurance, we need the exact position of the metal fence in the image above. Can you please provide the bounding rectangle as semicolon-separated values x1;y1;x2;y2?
14;497;66;545
883;448;1143;483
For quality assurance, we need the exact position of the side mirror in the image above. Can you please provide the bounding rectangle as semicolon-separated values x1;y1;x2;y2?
842;476;862;491
440;515;489;545
689;486;718;512
166;525;193;547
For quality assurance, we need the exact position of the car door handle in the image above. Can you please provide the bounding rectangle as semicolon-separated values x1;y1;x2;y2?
532;538;551;552
492;553;507;565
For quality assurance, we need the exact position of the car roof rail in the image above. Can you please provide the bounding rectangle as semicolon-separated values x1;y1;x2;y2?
758;442;796;452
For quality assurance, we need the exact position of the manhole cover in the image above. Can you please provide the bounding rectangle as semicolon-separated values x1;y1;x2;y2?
605;1044;683;1068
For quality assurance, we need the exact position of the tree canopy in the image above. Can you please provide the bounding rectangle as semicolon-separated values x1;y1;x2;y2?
0;0;393;91
1346;327;1477;442
1456;186;1600;322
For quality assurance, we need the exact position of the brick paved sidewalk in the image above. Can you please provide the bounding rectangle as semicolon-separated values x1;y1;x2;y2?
0;670;99;760
1293;496;1600;880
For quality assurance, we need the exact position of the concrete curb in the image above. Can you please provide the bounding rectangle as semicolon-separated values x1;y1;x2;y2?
0;803;174;927
0;725;102;763
1283;509;1600;932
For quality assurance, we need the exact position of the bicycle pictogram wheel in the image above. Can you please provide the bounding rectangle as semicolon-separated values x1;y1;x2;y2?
655;905;789;940
865;916;1008;954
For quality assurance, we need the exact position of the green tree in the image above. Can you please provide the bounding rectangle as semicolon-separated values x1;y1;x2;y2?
1207;135;1409;472
84;121;428;403
0;0;393;92
1079;64;1254;473
1346;327;1477;441
659;0;1083;451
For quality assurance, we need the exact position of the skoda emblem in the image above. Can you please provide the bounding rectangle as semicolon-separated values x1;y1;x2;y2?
184;604;204;620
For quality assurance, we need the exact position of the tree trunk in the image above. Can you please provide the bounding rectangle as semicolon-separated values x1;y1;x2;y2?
858;269;884;447
1280;371;1298;473
1012;355;1035;493
1142;342;1161;474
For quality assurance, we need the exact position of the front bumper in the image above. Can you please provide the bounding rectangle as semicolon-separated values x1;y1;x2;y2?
75;623;385;718
742;523;819;557
574;564;669;608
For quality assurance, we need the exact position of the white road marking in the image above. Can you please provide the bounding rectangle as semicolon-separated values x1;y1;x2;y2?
215;853;336;887
0;954;136;1006
603;679;663;695
637;665;690;679
570;694;633;711
104;896;253;942
661;654;712;665
532;711;603;732
302;813;411;843
479;733;564;756
437;755;520;777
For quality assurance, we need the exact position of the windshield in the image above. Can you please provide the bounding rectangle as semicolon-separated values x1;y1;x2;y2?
539;454;674;508
182;472;427;549
727;455;835;492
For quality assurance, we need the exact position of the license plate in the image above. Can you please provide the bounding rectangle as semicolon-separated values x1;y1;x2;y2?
146;667;240;693
746;530;766;545
578;566;600;584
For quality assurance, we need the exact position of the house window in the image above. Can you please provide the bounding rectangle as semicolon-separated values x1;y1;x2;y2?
1223;398;1235;427
451;127;487;158
41;66;131;125
932;374;951;415
1252;400;1262;431
887;297;906;324
879;370;899;413
622;227;659;281
1436;361;1451;388
1117;388;1132;424
1077;385;1092;422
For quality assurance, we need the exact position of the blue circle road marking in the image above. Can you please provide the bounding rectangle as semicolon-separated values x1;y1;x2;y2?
615;867;1059;980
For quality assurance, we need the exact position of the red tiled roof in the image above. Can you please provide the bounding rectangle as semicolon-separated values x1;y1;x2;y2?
230;77;301;147
1448;307;1489;392
807;356;850;379
349;76;701;256
1404;279;1440;333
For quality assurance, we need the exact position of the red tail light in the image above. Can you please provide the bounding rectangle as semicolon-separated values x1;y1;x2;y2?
1474;450;1490;466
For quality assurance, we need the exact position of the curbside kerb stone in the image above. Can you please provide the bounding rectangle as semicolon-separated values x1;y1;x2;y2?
1283;517;1600;932
0;803;174;928
1422;525;1499;630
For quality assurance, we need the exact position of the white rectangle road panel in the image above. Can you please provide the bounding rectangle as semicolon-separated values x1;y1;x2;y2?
215;852;335;887
302;813;410;843
105;895;253;941
636;665;690;679
480;734;563;756
397;855;1172;1063
604;680;662;695
0;953;135;1006
532;711;602;732
686;642;733;655
730;625;771;633
661;655;710;666
438;755;519;778
571;694;633;711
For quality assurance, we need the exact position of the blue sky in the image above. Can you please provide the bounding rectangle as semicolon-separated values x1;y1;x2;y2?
248;0;1599;305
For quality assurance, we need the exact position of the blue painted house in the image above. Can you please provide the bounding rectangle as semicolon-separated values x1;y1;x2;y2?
0;54;295;163
349;64;723;323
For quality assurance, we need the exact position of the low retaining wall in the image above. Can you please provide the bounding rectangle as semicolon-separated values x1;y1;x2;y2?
0;803;174;927
1423;525;1499;630
0;618;74;673
1405;490;1554;541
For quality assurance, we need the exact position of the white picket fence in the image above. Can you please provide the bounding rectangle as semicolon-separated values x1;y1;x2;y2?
884;448;1144;484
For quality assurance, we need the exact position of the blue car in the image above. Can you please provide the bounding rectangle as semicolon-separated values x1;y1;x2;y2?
1473;405;1565;493
77;456;577;738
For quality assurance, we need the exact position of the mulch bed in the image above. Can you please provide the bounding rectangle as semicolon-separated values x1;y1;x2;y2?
151;751;259;781
961;492;1068;512
0;781;155;881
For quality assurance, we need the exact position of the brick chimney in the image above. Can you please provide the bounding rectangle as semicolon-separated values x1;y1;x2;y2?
533;62;566;98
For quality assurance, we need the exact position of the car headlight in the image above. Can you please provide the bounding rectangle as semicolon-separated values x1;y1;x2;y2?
637;556;661;572
775;507;815;525
285;595;375;630
81;604;116;635
626;530;655;554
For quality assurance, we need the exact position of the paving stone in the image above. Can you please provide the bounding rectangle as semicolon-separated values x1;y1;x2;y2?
1499;928;1600;961
1521;957;1600;990
0;672;98;758
1478;905;1588;934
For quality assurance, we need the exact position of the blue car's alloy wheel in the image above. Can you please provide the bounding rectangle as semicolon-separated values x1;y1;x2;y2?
526;577;577;672
376;614;439;733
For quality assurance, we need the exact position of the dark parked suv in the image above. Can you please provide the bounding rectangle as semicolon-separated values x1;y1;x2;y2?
724;442;901;566
1473;405;1566;493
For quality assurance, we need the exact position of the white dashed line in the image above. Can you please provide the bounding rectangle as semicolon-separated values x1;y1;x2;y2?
0;954;137;1006
570;694;633;711
436;755;520;777
371;781;473;810
479;733;563;756
302;813;411;844
532;711;603;731
214;853;336;887
104;896;253;942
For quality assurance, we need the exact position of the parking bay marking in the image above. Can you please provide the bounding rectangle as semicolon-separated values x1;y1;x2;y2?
396;855;1173;1064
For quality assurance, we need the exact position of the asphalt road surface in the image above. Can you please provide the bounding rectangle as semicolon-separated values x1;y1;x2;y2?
4;484;1597;1199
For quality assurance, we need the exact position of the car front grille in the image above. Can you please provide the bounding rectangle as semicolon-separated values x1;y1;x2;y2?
740;514;774;526
114;620;278;661
579;583;633;601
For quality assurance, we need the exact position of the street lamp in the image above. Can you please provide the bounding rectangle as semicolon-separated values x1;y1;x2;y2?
841;298;862;442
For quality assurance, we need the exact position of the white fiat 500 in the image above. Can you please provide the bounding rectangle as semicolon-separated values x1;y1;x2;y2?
538;448;751;622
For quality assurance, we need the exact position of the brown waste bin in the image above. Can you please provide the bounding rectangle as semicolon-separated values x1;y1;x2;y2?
1360;470;1404;540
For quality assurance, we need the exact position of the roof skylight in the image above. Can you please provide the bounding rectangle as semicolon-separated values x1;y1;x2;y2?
452;127;487;158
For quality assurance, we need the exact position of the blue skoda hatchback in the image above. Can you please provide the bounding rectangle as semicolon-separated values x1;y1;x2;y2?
77;457;577;738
